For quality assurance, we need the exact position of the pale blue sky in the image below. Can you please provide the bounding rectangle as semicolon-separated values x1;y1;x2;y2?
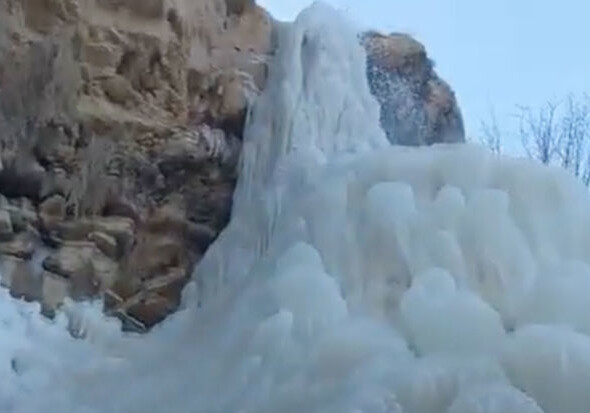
259;0;590;152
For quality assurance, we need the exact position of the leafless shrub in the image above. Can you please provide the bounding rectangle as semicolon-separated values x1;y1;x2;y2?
517;100;561;165
479;107;502;155
478;94;590;185
557;94;590;183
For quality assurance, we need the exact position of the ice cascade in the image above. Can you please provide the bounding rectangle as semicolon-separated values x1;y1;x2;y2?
2;3;590;413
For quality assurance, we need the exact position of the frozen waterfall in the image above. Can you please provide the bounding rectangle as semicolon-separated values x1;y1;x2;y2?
3;3;590;412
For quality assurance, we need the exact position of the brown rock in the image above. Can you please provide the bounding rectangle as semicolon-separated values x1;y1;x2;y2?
225;0;255;15
123;234;184;281
189;71;251;135
42;243;120;299
93;216;135;255
91;250;119;290
40;195;66;217
363;33;427;74
81;42;121;69
0;232;36;260
103;197;140;223
159;126;236;171
43;246;93;279
102;75;136;105
142;266;186;296
41;271;70;314
126;293;178;328
96;0;165;19
19;0;65;34
56;214;133;236
46;248;118;299
0;256;25;289
3;199;39;233
184;221;217;253
6;258;41;302
102;288;148;332
39;194;66;229
89;231;118;260
106;206;196;326
220;74;248;114
56;220;96;241
362;31;465;146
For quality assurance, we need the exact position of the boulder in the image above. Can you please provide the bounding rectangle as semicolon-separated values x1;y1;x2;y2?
3;199;39;232
142;266;186;296
101;75;137;106
362;32;465;146
158;126;237;172
0;256;41;301
89;231;118;260
41;271;70;315
126;293;178;329
108;287;181;330
39;194;66;229
94;217;136;256
42;244;118;299
93;216;135;240
55;216;135;255
91;249;119;290
43;246;96;294
56;220;96;241
81;42;121;69
0;232;36;260
0;256;23;289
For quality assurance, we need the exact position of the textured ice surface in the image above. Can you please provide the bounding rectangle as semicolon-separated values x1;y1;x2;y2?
2;3;590;412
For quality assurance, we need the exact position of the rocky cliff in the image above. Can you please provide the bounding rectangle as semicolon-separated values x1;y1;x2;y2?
0;0;271;330
0;1;464;330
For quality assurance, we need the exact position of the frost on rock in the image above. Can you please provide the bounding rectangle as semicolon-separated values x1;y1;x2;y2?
2;3;590;413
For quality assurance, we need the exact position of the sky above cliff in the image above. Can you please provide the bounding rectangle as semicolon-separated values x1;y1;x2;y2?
258;0;590;154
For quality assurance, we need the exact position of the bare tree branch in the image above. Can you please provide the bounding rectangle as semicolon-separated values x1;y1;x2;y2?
517;101;561;165
480;93;590;186
479;107;502;154
558;94;590;179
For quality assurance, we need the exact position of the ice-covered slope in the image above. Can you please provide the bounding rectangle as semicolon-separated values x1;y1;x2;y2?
2;3;590;412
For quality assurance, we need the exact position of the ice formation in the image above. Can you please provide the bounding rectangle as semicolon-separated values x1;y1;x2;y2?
2;3;590;412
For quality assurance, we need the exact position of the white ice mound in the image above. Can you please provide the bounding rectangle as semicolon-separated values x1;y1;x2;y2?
502;325;590;413
448;384;543;413
399;268;505;356
2;2;590;413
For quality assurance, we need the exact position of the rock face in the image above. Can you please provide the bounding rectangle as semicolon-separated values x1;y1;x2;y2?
0;0;271;330
0;2;466;330
362;31;465;146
